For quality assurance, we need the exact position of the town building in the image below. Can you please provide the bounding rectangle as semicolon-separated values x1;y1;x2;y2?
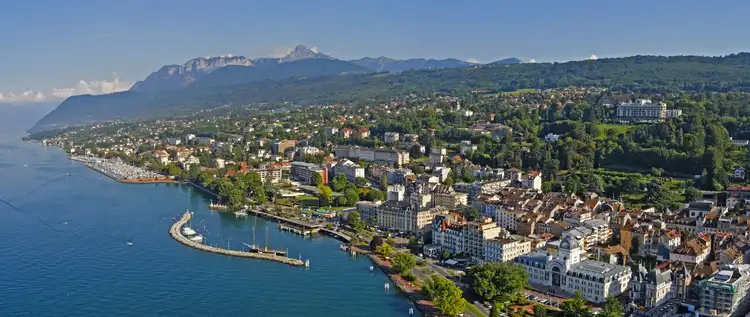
272;139;297;154
333;146;410;166
698;265;750;317
629;265;673;309
464;217;504;260
616;99;668;122
430;184;467;209
253;167;282;183
355;201;382;223
384;132;400;143
515;237;632;303
377;200;447;233
290;161;327;185
484;231;532;263
330;158;365;182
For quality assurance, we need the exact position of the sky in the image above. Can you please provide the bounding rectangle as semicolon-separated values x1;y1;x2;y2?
2;0;750;103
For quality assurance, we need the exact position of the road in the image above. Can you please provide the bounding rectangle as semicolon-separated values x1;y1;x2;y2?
410;258;489;317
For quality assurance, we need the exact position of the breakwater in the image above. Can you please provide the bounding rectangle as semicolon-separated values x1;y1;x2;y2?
169;211;305;266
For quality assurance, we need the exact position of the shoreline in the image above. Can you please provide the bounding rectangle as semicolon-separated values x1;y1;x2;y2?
73;156;177;184
170;211;305;266
350;245;438;316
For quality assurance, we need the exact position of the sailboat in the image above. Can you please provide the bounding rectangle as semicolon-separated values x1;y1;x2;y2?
247;224;287;256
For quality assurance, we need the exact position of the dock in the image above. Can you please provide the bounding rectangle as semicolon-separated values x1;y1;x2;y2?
248;208;322;233
169;211;305;266
278;223;314;236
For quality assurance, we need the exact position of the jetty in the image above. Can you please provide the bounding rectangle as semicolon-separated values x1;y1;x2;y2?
169;211;304;266
248;208;323;233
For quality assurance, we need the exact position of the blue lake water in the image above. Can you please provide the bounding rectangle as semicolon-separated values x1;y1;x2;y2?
0;131;420;316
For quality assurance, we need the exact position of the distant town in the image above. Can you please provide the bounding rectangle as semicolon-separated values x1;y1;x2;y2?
31;87;750;317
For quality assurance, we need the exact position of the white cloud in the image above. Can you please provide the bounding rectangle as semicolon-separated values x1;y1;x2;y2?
466;58;481;64
219;53;234;58
309;46;318;53
588;54;598;60
0;90;46;103
0;74;132;103
528;59;536;63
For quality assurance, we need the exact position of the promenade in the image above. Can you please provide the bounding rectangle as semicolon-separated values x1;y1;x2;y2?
169;211;305;266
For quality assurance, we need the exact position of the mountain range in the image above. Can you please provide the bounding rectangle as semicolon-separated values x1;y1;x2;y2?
35;47;750;134
130;45;495;92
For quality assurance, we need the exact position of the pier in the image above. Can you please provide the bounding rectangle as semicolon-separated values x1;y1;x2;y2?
278;223;314;236
169;211;305;266
248;208;322;232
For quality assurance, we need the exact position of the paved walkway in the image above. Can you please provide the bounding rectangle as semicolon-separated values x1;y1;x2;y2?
170;211;305;266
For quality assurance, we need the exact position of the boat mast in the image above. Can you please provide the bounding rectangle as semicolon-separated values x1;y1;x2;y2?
252;214;257;247
265;225;269;251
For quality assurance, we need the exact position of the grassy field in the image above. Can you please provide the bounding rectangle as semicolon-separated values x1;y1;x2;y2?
595;123;632;140
479;88;539;98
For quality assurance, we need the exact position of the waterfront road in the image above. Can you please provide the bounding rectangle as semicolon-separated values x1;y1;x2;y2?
410;259;488;317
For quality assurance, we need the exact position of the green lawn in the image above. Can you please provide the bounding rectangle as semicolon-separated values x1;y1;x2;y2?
501;88;538;96
595;123;632;140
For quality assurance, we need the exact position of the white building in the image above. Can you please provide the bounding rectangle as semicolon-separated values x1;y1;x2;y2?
484;231;531;263
331;158;365;182
629;265;673;309
384;132;400;143
356;201;382;223
387;184;406;202
515;237;632;303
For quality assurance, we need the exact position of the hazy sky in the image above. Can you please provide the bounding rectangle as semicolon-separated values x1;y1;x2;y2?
2;0;749;103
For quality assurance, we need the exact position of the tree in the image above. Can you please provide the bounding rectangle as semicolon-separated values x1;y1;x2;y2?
347;210;365;231
392;252;416;275
443;175;454;187
166;163;182;176
380;174;388;191
354;177;369;187
467;262;530;303
600;296;623;317
423;275;468;317
684;186;701;203
311;173;323;186
336;196;348;206
367;189;385;201
369;236;384;250
318;185;333;206
345;189;360;206
462;207;480;221
560;292;592;317
533;304;548;317
643;180;672;211
375;243;393;257
333;173;348;192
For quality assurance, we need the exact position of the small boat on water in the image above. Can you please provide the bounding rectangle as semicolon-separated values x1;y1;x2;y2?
182;227;197;236
189;235;204;242
127;242;133;246
243;243;288;256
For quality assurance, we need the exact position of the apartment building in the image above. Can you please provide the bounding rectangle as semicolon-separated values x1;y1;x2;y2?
331;158;365;182
377;200;447;233
355;201;382;223
290;161;327;185
464;217;504;259
698;265;750;317
616;99;669;122
484;231;531;263
333;146;410;166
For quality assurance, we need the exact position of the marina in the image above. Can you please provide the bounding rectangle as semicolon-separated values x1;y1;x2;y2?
71;155;172;183
169;211;304;266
